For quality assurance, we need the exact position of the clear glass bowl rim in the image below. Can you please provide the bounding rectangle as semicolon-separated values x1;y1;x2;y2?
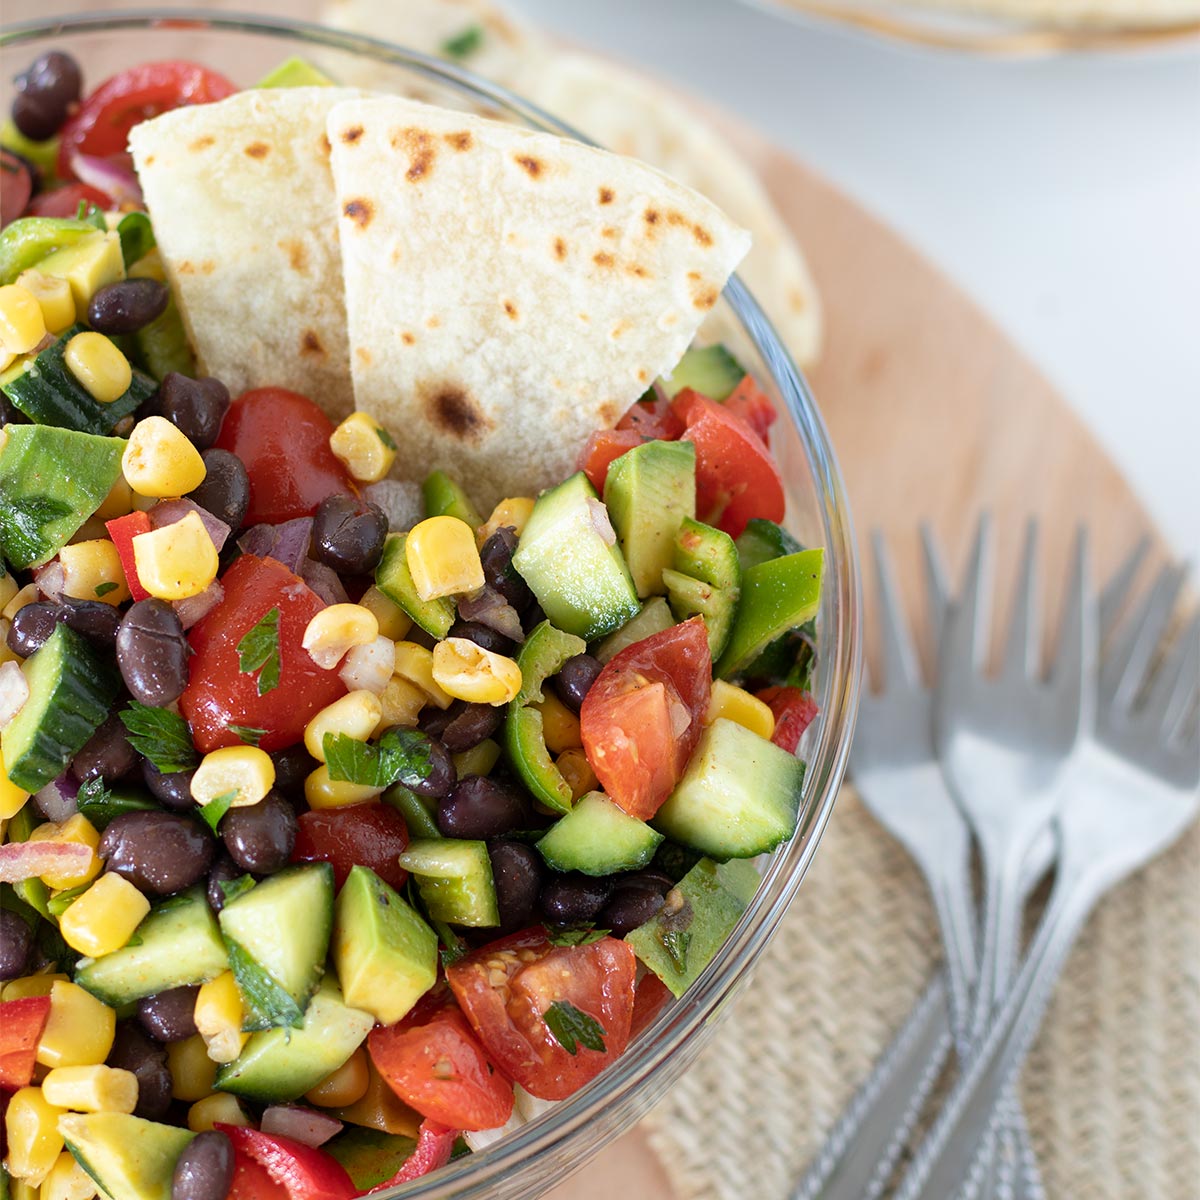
0;11;864;1197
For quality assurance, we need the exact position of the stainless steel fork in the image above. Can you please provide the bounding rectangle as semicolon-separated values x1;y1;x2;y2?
895;564;1200;1200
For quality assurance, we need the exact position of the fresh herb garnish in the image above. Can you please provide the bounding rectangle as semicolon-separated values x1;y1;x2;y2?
543;1000;607;1056
441;24;484;59
237;606;281;695
119;701;198;774
324;727;434;791
1;496;73;566
74;201;107;230
75;777;157;828
47;883;90;918
662;929;691;973
219;875;257;906
228;724;268;747
197;790;237;834
376;426;398;451
94;581;119;598
117;210;156;267
548;928;609;948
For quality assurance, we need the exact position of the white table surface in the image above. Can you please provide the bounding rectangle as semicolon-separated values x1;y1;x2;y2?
516;0;1200;560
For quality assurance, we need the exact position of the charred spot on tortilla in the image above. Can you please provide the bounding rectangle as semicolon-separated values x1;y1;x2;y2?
280;239;309;273
343;199;372;228
502;300;519;320
637;370;649;384
319;134;332;158
644;208;660;225
626;263;650;280
553;238;567;261
444;131;473;151
665;209;714;247
593;252;615;269
341;125;364;145
189;135;215;153
692;287;719;311
390;127;436;182
601;227;618;240
426;386;492;444
401;332;416;346
244;142;270;159
597;402;620;425
143;154;156;166
515;154;543;179
599;187;615;205
300;330;326;358
176;260;214;276
355;347;372;366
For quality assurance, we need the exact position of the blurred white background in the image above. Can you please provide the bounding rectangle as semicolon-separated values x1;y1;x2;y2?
516;0;1200;558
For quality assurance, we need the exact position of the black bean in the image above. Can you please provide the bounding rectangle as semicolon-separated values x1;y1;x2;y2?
448;620;513;656
8;600;119;659
136;986;199;1043
87;279;168;335
311;494;388;575
148;374;231;451
116;599;190;707
220;793;296;875
539;873;613;927
60;599;122;647
172;1129;234;1200
206;857;242;913
598;886;666;936
417;703;457;740
439;702;503;754
188;449;249;531
480;527;533;611
404;735;456;800
7;602;59;658
438;776;527;840
488;840;543;933
0;909;33;981
99;811;213;896
11;53;82;141
71;713;137;783
269;744;316;798
553;653;603;714
108;1022;172;1120
141;760;197;812
522;602;547;634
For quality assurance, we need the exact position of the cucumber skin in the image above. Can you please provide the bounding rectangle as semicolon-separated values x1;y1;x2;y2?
536;792;663;877
374;534;455;639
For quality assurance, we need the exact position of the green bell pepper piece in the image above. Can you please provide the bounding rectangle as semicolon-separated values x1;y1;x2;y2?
0;216;102;285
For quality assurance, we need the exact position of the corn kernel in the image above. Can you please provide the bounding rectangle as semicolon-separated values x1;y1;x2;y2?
556;747;599;801
374;676;426;733
532;691;582;753
37;1149;96;1200
476;496;535;547
305;690;383;762
405;516;484;601
0;571;18;612
58;874;150;958
304;1047;369;1108
329;411;396;483
1;744;30;819
0;285;47;357
339;635;396;696
131;511;218;601
37;982;115;1070
1;974;68;1002
187;1092;250;1133
194;972;248;1064
358;586;412;641
93;475;133;522
27;816;101;890
452;738;501;779
4;1088;65;1186
63;333;131;405
127;247;165;282
190;745;275;810
41;1066;138;1115
304;764;382;810
15;271;74;335
166;1035;218;1102
302;604;378;670
57;540;130;608
705;680;776;740
393;641;453;710
122;415;207;497
4;582;40;621
431;638;522;706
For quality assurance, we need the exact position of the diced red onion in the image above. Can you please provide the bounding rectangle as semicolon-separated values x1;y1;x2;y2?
260;1105;343;1147
237;518;313;573
0;840;93;884
339;636;395;695
298;559;348;607
33;560;65;603
149;499;230;553
363;480;423;533
587;497;616;546
173;581;224;630
34;773;80;822
69;152;142;207
458;587;525;644
0;661;29;730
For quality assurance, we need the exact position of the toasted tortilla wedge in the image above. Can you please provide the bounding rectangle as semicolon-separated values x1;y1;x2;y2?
129;87;364;418
327;96;751;509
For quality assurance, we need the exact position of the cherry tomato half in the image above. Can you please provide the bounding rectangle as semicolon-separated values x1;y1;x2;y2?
215;388;357;526
755;686;819;754
0;996;52;1091
722;375;778;444
25;182;112;219
446;928;636;1101
290;802;410;892
180;555;347;753
616;392;685;441
577;428;643;494
580;617;712;820
217;1126;355;1200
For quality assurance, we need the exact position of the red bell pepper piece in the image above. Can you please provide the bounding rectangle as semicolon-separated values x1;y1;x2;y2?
756;686;819;753
216;1125;356;1200
629;973;673;1042
365;1120;458;1192
722;375;778;444
105;510;152;602
0;995;52;1091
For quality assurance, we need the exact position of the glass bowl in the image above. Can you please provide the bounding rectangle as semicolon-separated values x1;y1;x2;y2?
0;12;863;1198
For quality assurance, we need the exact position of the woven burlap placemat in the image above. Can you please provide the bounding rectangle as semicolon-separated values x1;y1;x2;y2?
641;788;1200;1200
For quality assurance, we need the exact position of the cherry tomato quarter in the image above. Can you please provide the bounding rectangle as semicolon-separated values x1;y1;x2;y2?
290;803;409;892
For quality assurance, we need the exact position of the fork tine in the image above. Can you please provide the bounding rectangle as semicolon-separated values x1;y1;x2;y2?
1049;527;1095;713
1145;613;1199;743
1001;519;1041;679
1099;535;1151;644
919;521;951;645
1103;562;1189;714
945;513;993;676
870;530;920;693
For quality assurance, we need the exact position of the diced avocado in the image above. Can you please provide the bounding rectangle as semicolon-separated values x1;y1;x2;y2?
536;791;663;877
325;1127;418;1192
0;215;97;286
74;887;228;1006
625;857;759;996
375;533;456;638
1;120;58;181
717;548;823;679
660;344;745;402
215;974;373;1102
61;1113;193;1200
593;597;674;664
0;425;125;567
333;866;438;1025
512;472;640;640
257;56;337;88
36;230;125;309
663;518;741;660
735;518;803;571
653;718;805;860
398;839;499;927
1;625;119;793
603;440;696;598
422;469;484;531
218;863;333;1030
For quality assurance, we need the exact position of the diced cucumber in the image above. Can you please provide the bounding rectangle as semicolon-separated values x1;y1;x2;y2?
398;839;499;928
422;470;484;531
663;518;741;660
593;597;674;664
512;472;640;640
1;625;119;792
0;424;125;568
217;863;333;1030
660;344;745;402
74;887;228;1006
625;857;759;996
734;518;803;571
133;296;196;381
536;792;663;877
257;56;337;88
0;215;98;286
215;974;373;1102
375;533;456;639
652;718;805;859
60;1113;194;1200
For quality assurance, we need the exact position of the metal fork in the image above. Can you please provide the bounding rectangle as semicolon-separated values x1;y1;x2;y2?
895;564;1200;1200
